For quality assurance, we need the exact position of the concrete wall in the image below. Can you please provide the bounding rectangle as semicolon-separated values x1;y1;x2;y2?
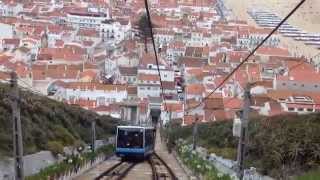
0;151;57;179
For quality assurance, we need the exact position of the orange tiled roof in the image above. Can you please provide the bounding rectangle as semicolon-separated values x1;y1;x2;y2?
186;84;205;95
138;73;160;82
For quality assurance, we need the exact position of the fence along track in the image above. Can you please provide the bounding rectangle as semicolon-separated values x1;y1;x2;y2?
149;153;178;180
94;161;136;180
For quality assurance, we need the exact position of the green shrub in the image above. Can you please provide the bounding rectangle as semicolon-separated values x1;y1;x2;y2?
295;168;320;180
0;83;119;156
47;141;64;155
177;142;231;180
167;113;320;178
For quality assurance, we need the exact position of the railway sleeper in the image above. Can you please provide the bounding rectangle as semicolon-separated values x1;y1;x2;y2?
158;172;169;178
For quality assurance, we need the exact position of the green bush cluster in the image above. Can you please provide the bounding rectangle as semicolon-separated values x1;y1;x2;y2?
295;168;320;180
0;83;120;156
166;113;320;179
26;145;114;180
177;141;231;180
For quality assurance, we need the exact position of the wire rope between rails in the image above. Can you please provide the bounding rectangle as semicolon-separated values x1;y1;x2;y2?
151;153;178;180
185;0;306;113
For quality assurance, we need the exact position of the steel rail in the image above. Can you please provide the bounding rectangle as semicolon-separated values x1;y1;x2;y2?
94;161;124;180
150;153;178;180
115;163;137;180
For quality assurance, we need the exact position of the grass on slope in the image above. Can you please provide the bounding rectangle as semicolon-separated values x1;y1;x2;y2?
0;83;120;157
295;169;320;180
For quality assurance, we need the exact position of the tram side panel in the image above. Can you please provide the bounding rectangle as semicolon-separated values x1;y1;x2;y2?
115;126;155;159
116;126;145;158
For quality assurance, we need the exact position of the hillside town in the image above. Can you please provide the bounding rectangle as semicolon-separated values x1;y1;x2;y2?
0;0;320;127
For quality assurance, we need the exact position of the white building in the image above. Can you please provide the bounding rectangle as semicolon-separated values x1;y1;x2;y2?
166;41;185;63
100;19;132;44
66;11;110;29
137;73;161;98
138;65;174;82
154;29;175;48
0;2;23;17
0;23;14;40
54;82;128;105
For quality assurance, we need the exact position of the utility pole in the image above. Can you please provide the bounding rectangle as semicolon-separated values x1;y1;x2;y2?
237;83;251;180
10;72;24;180
91;119;96;153
167;111;173;152
192;114;199;150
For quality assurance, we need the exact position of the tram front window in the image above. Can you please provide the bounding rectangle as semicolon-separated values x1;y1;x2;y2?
117;129;143;148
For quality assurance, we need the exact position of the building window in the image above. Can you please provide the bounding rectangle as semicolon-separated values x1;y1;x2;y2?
288;107;294;111
301;84;305;87
307;108;313;112
315;85;318;88
282;83;286;86
147;87;151;90
298;108;304;111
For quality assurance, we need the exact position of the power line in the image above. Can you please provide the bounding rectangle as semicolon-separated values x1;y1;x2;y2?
144;0;168;111
185;0;306;113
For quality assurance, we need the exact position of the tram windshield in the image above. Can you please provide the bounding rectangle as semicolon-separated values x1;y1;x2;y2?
117;129;143;148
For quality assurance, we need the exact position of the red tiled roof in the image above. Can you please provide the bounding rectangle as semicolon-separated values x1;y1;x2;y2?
278;66;320;83
0;71;10;80
127;86;137;95
63;82;127;91
205;109;228;121
162;81;175;90
38;47;86;61
119;67;137;76
179;57;208;67
256;47;290;57
32;69;46;80
80;70;97;79
2;38;20;46
184;115;204;125
77;28;99;37
223;97;243;109
186;84;205;95
204;97;224;109
166;103;183;112
69;98;96;109
138;73;160;82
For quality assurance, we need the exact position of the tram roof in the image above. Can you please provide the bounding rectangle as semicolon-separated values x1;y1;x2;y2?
117;125;155;129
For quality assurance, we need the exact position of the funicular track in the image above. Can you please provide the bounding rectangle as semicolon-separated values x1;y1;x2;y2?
94;161;137;180
94;153;177;180
148;153;178;180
